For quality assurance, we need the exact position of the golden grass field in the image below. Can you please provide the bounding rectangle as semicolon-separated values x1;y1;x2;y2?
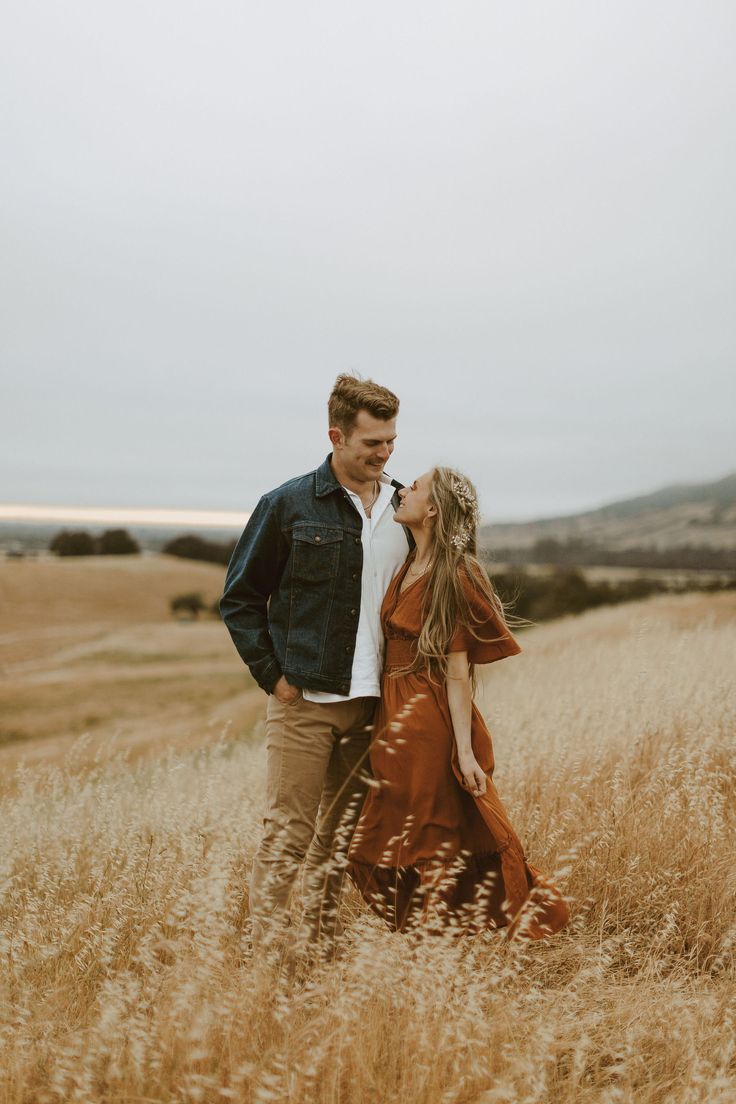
1;556;734;1102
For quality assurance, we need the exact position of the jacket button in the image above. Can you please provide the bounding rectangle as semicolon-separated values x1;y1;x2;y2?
354;537;360;545
314;535;321;543
352;572;359;581
350;608;357;616
345;645;352;653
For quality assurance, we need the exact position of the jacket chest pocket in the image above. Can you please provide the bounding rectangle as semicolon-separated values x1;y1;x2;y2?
291;526;344;583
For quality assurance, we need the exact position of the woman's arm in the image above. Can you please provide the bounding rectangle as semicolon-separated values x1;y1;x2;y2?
446;651;487;796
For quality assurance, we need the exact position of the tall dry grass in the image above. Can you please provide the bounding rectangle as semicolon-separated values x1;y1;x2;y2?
1;591;734;1103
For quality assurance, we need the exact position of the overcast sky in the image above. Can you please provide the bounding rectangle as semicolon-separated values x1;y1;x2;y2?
2;1;734;522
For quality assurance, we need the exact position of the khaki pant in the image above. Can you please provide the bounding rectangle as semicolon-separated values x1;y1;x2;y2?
249;693;376;953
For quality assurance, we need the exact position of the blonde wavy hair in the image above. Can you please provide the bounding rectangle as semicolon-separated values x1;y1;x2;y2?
394;467;525;684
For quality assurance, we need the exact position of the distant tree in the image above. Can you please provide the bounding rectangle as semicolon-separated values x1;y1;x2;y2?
163;534;236;566
49;529;96;557
170;592;206;619
98;528;140;555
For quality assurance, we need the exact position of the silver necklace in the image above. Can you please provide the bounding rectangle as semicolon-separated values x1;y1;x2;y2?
364;480;380;515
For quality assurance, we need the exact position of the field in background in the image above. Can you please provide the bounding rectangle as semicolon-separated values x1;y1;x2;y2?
0;556;263;784
0;559;735;1101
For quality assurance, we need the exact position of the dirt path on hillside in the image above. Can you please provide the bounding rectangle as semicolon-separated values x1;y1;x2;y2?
0;561;267;794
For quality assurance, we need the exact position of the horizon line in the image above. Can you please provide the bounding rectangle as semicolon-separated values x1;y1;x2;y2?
0;504;251;529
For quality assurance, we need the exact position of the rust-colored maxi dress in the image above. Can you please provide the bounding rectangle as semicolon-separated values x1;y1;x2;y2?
346;557;569;941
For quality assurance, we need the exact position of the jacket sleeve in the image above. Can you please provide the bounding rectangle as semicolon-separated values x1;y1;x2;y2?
219;494;288;693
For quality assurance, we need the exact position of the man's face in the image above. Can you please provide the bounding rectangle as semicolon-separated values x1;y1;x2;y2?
332;409;397;482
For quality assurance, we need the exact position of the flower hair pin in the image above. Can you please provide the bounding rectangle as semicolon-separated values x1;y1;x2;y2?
450;525;472;551
451;478;480;524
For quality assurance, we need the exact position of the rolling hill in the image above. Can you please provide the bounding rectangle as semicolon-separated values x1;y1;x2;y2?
481;471;736;561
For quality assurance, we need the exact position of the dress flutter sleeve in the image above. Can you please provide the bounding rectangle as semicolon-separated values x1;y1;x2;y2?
448;568;523;664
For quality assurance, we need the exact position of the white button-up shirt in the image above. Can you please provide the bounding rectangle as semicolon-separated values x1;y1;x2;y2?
303;474;409;702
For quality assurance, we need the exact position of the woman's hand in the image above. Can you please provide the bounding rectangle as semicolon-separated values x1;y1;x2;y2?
446;651;485;796
458;754;487;797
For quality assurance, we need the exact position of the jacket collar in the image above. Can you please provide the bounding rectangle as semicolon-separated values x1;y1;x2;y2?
315;453;403;497
314;453;342;497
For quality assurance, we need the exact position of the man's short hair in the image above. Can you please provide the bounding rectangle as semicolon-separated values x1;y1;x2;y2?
328;373;400;437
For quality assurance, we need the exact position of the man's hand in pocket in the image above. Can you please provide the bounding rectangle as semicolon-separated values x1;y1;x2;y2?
273;676;302;705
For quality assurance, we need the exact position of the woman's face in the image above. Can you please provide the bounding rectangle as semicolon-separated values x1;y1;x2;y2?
395;469;436;528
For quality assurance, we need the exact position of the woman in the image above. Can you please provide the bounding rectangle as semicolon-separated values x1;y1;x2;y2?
346;467;569;941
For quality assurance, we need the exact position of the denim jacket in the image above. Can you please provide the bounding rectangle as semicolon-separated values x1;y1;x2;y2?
220;454;414;695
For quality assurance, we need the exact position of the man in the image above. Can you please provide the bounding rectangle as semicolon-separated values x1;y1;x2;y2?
220;374;413;962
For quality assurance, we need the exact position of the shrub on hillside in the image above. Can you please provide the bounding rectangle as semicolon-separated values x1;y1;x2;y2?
98;529;140;555
492;565;736;622
49;528;140;556
163;534;236;566
49;530;97;557
487;536;736;572
170;592;206;619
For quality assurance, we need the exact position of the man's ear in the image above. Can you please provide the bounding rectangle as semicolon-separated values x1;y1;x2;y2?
328;427;344;449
